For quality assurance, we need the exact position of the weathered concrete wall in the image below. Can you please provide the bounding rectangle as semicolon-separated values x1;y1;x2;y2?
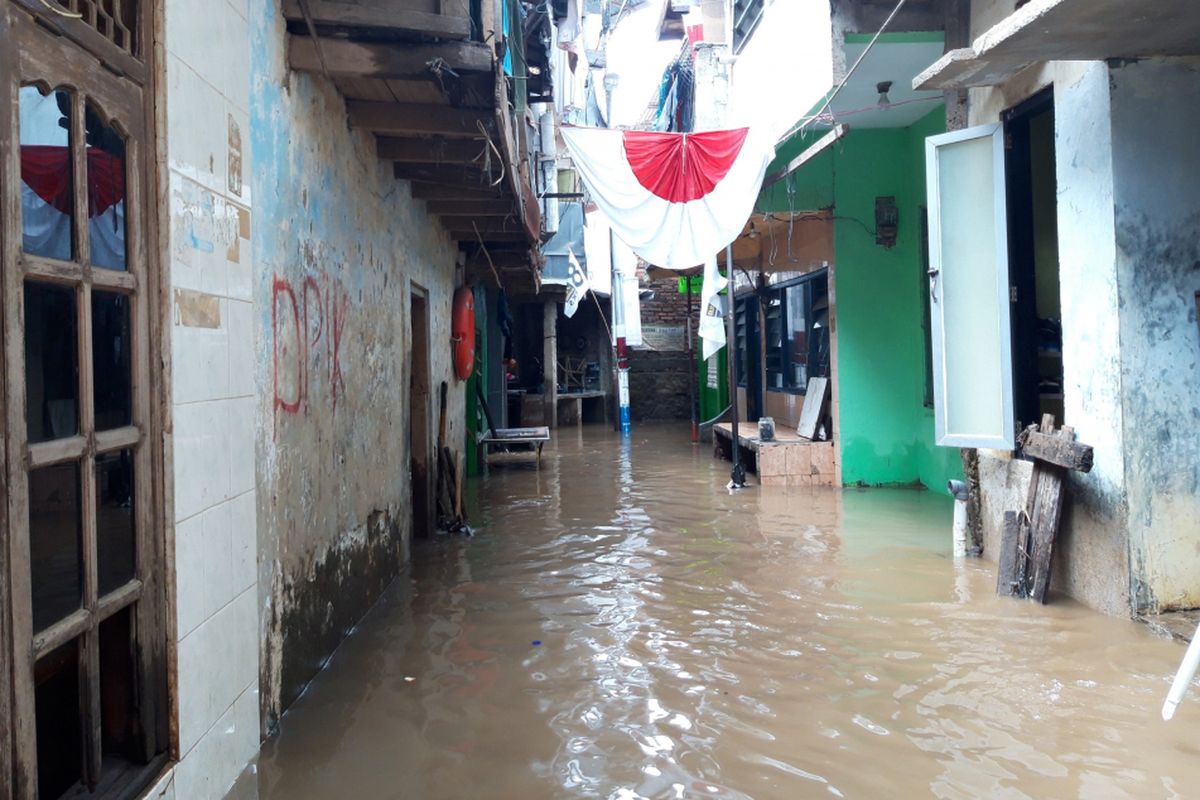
961;3;1132;615
250;3;464;729
1109;58;1200;612
966;59;1132;615
1051;62;1130;616
831;0;947;81
628;275;696;422
161;0;260;797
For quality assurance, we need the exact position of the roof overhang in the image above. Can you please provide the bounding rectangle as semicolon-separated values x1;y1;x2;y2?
717;213;834;274
765;34;944;185
764;124;846;186
284;0;543;294
914;0;1200;91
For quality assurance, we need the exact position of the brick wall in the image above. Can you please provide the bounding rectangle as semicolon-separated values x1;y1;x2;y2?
629;274;701;421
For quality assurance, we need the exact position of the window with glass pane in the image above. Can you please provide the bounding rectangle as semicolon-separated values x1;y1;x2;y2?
25;282;79;443
20;85;75;261
735;298;750;386
28;462;84;633
96;450;136;596
6;9;165;795
86;102;127;270
764;294;784;389
92;291;133;429
34;640;83;799
785;283;809;389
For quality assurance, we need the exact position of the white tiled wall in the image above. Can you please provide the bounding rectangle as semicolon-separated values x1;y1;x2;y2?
160;0;259;797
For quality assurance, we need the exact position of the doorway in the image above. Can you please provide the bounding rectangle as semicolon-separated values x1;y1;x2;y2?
409;286;432;540
1004;88;1062;430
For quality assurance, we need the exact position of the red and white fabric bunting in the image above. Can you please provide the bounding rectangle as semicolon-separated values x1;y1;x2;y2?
561;126;773;270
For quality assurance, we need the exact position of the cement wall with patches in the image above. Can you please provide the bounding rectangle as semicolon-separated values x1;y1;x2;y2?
249;2;465;732
158;0;261;798
972;60;1133;617
1109;58;1200;613
959;0;1200;617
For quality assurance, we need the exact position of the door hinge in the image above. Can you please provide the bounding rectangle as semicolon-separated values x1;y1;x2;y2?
1004;133;1013;150
1010;285;1018;303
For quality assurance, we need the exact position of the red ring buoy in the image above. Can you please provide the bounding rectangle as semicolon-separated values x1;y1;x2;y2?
451;286;475;380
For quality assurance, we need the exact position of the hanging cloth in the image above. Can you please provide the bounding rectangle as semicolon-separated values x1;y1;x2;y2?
560;126;773;269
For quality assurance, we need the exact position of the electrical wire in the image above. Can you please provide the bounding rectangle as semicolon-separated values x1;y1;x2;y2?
778;0;910;142
36;0;82;18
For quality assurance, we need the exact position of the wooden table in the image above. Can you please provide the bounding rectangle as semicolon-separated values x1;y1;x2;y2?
556;391;607;426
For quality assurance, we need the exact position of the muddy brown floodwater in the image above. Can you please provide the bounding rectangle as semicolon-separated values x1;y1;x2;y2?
230;424;1198;800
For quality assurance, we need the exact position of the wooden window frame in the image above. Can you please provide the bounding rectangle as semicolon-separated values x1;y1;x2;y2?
736;270;829;395
1;1;172;797
732;0;765;54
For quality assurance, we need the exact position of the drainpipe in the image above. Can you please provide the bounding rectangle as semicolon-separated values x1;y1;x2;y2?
726;243;745;488
1163;623;1200;720
539;110;559;234
604;72;631;436
948;479;969;558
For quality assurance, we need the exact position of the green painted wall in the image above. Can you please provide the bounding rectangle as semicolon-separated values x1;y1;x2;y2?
697;349;729;423
760;107;962;493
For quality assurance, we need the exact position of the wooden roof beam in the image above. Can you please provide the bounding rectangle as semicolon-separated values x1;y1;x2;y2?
378;136;484;164
289;36;491;79
427;200;515;216
447;230;528;242
393;163;510;189
347;101;494;138
410;182;505;201
281;0;471;39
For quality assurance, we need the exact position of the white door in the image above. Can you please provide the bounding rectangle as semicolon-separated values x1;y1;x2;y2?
926;123;1014;449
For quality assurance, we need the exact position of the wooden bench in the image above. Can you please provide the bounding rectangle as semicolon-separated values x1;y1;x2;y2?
480;426;550;465
712;422;837;487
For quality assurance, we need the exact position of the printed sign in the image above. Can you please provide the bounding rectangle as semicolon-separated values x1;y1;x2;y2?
636;324;685;351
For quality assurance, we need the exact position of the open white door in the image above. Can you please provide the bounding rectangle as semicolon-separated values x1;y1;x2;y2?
926;123;1014;449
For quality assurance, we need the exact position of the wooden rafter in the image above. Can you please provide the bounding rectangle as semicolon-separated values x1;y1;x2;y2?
426;200;514;215
289;36;491;78
377;136;484;164
281;0;472;38
410;182;505;200
447;229;527;242
393;163;507;188
347;100;494;138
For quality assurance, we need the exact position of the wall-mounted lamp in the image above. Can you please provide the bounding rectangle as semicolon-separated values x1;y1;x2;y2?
875;196;898;248
876;81;893;111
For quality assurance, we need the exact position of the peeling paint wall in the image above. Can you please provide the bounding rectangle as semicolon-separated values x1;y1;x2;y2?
1050;62;1130;617
1109;59;1200;612
250;3;464;729
966;57;1133;615
961;0;1135;614
961;5;1200;616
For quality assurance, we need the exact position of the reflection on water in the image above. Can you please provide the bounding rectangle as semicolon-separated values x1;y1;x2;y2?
233;424;1193;800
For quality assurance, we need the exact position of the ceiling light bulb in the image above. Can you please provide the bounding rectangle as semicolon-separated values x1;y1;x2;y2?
877;80;893;111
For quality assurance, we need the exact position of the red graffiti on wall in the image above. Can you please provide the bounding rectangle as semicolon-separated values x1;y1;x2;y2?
273;271;349;422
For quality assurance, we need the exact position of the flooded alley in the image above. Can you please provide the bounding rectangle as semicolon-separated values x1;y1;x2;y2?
233;426;1194;800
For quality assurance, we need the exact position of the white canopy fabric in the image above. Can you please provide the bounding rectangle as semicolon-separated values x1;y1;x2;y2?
561;126;774;270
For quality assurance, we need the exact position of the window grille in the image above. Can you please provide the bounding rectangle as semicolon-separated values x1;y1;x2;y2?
51;0;138;56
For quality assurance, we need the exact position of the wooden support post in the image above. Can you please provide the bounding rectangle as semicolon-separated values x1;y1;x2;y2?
996;510;1023;597
544;299;558;428
996;414;1090;604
